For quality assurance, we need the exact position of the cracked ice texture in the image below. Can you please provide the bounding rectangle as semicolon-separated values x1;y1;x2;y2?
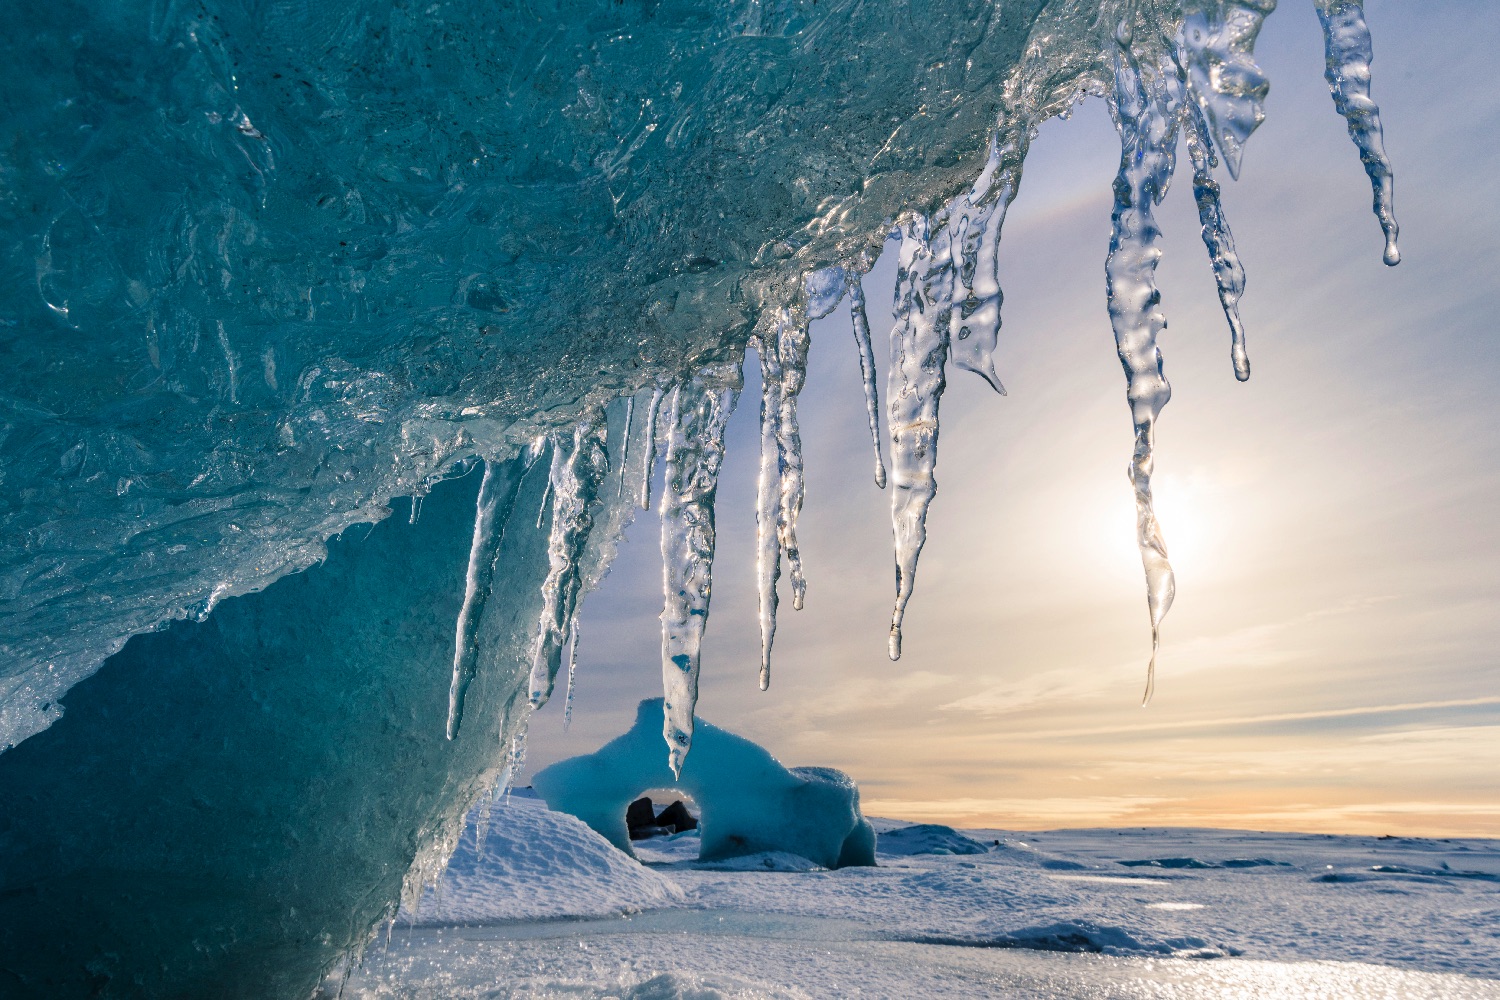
0;0;1147;749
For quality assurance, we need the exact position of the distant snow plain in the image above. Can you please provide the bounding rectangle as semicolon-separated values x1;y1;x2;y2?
334;791;1500;998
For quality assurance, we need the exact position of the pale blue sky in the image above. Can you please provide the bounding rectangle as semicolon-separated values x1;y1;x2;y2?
526;1;1500;836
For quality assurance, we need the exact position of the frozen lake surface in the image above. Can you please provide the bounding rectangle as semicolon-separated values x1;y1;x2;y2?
337;793;1500;998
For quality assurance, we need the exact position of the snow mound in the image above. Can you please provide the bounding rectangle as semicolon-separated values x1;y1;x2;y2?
402;794;684;925
877;823;991;857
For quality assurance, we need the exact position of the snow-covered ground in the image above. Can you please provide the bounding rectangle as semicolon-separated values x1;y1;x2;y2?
340;793;1500;998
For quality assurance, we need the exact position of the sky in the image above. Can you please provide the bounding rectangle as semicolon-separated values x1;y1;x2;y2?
525;1;1500;838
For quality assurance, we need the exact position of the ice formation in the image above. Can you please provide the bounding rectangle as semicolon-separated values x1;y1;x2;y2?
398;791;686;925
534;699;877;870
0;0;1402;993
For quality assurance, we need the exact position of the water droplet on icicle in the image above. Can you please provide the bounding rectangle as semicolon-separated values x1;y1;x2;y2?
1106;44;1181;703
659;363;740;776
1314;0;1400;265
528;415;609;709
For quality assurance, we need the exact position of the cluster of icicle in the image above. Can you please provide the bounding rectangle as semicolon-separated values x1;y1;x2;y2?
444;0;1400;770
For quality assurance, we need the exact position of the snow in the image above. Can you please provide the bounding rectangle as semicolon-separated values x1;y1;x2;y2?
400;792;684;926
532;699;876;870
339;801;1500;998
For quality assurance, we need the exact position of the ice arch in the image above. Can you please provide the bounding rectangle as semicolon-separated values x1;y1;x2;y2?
534;699;877;870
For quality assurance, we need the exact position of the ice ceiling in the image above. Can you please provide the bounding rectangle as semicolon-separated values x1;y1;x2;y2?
1;0;1396;759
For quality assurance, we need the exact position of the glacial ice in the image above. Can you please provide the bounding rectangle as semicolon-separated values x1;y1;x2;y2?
0;0;1404;993
534;699;877;870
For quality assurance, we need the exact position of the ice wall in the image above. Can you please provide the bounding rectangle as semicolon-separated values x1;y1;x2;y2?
0;460;555;997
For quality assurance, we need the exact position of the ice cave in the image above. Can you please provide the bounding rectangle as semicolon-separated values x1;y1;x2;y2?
0;0;1411;996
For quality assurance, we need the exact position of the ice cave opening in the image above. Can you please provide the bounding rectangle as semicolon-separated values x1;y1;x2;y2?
0;0;1405;996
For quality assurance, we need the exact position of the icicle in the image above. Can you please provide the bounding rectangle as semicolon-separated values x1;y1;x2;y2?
1177;1;1274;181
1314;0;1400;265
638;385;664;511
562;615;580;731
535;475;553;530
528;415;610;709
498;722;529;799
751;305;812;690
848;276;888;490
950;129;1025;395
446;444;544;741
754;332;783;691
886;214;955;661
1183;101;1252;381
1106;42;1183;705
773;307;811;614
615;396;634;500
659;363;740;776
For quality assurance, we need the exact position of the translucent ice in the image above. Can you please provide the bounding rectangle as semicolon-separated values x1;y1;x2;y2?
1177;1;1274;181
659;365;741;776
448;444;544;739
1315;0;1401;265
753;306;812;689
529;416;610;709
886;215;954;662
1106;39;1182;704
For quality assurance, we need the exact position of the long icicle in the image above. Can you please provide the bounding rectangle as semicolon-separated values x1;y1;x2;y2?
754;332;784;691
615;396;635;499
1314;0;1400;265
638;385;664;511
1106;41;1182;705
528;415;609;709
887;214;954;661
660;364;740;776
773;307;811;613
848;275;888;490
446;443;544;740
562;615;580;730
1183;100;1252;381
